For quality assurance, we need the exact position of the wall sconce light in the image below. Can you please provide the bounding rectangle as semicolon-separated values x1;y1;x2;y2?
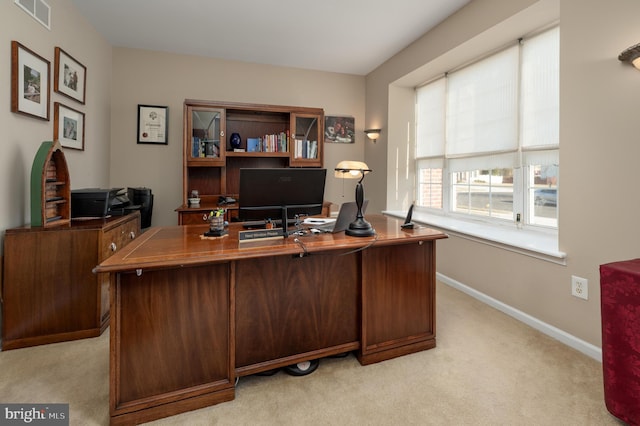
364;129;381;143
619;43;640;69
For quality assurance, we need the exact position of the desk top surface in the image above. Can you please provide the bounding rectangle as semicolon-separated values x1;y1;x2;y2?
94;214;448;273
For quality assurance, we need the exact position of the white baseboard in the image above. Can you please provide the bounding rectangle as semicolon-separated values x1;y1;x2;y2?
437;273;602;362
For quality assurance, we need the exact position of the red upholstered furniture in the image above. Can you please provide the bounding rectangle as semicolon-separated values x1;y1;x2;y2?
600;259;640;425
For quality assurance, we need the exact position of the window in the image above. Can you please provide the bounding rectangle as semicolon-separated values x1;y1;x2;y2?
415;26;559;229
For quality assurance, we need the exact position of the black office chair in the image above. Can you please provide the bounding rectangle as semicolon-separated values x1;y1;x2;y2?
128;187;153;229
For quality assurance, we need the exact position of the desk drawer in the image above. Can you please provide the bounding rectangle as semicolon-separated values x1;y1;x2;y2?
179;211;209;225
101;215;139;260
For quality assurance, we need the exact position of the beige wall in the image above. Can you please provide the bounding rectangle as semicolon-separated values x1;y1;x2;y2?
0;0;112;233
1;1;366;233
4;0;638;351
365;0;640;347
110;49;366;227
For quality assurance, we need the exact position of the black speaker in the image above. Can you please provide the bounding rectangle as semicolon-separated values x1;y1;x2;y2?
128;187;153;229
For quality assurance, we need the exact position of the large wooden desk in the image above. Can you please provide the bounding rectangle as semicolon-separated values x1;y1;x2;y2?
94;215;447;425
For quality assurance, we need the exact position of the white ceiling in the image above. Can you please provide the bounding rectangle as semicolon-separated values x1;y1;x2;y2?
70;0;471;75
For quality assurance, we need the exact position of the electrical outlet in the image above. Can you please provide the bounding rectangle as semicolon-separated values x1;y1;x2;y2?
571;275;588;300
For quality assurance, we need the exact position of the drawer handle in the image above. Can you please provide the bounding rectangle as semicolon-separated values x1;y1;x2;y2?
129;231;136;239
110;242;117;252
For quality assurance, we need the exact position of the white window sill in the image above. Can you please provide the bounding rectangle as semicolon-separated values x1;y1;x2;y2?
383;210;566;265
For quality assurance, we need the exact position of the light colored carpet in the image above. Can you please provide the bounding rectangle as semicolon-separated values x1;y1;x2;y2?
0;282;622;425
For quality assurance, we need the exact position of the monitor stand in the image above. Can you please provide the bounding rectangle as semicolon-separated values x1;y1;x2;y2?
281;206;289;238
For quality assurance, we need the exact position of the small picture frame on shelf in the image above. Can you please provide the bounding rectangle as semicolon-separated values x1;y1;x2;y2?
54;47;86;104
54;102;85;151
325;115;355;143
11;40;50;120
137;104;168;144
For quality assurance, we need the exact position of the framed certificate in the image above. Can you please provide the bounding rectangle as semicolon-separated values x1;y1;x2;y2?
137;104;168;144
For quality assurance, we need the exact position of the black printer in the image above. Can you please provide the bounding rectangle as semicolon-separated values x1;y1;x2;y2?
71;188;138;218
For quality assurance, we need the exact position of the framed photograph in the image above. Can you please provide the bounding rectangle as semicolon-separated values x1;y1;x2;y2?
325;115;355;143
54;47;86;104
137;104;168;144
11;41;50;120
54;102;85;150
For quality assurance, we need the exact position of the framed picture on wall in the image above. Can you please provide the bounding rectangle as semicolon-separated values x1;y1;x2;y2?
137;104;168;144
54;102;85;150
325;115;355;143
11;40;50;120
54;47;86;104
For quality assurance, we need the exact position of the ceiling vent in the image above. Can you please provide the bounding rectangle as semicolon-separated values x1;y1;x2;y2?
15;0;50;30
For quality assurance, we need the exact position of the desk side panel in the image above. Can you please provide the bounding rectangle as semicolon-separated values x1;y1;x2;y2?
360;241;435;364
2;228;100;349
111;264;232;418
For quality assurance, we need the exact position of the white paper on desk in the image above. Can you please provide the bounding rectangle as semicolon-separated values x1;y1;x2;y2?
303;218;336;226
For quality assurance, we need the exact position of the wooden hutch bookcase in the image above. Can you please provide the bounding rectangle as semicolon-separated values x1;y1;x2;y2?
177;100;325;224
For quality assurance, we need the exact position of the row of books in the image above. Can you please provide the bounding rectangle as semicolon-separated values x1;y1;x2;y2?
193;134;317;159
247;132;289;153
294;139;318;159
192;137;219;158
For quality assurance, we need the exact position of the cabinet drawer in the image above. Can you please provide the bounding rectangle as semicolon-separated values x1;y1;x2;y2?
101;217;139;260
180;211;209;225
180;209;238;225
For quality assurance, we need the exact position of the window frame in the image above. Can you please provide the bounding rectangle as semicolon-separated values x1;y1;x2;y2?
414;26;559;232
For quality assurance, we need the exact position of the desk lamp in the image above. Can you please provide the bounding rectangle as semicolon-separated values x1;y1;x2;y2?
334;160;375;237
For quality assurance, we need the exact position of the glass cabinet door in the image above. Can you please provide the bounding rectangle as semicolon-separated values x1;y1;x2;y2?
187;106;225;165
291;112;323;167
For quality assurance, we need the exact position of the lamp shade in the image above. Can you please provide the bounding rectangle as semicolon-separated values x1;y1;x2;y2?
334;161;371;178
364;129;381;140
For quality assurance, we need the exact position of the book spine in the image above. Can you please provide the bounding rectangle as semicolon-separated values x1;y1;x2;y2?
192;137;199;158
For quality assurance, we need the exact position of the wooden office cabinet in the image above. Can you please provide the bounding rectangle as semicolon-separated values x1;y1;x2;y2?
1;212;141;350
185;105;226;166
180;100;324;223
291;112;323;167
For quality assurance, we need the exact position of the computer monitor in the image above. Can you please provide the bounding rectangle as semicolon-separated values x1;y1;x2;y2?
238;168;327;227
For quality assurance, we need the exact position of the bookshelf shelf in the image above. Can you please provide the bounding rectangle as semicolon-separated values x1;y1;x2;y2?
226;151;290;158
